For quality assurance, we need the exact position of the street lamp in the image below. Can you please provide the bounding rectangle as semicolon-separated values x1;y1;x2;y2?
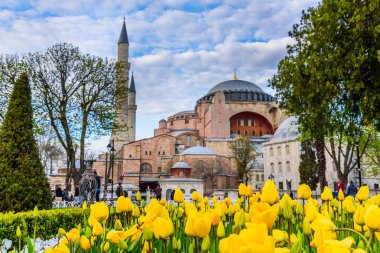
107;140;116;200
268;174;275;181
354;137;362;187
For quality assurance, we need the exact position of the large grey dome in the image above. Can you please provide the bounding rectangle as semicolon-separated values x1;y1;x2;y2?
199;79;274;103
181;146;215;155
207;80;264;94
272;116;300;142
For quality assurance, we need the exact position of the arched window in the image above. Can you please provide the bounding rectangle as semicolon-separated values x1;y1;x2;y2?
237;130;241;135
261;174;264;181
149;151;152;155
158;151;161;155
270;148;274;157
270;163;274;173
166;189;173;201
277;146;282;155
278;162;282;173
196;160;205;172
140;163;152;173
256;174;260;181
244;130;248;136
252;130;256;136
145;151;148;155
230;130;233;135
163;151;165;155
285;145;290;155
286;161;291;172
259;130;263;136
179;171;184;177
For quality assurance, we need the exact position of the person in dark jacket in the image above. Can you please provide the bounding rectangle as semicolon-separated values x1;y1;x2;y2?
347;181;358;197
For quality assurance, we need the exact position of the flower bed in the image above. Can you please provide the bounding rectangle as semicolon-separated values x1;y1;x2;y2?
0;208;85;248
8;181;380;252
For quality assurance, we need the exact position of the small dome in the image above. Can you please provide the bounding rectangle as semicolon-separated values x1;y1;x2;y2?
172;161;191;169
207;80;263;94
272;116;299;141
159;119;166;122
181;146;215;155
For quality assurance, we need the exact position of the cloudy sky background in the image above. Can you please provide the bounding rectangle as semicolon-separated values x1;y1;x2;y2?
0;0;318;154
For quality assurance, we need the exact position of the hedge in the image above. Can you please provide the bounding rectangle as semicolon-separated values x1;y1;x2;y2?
0;208;86;247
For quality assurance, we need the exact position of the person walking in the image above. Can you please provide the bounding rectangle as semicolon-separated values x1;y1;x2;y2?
116;183;123;198
155;184;162;200
347;181;358;197
93;171;101;202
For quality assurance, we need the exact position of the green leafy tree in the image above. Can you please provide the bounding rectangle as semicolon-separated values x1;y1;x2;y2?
270;0;379;189
229;136;258;185
298;141;318;190
28;43;117;190
363;126;380;177
0;73;52;212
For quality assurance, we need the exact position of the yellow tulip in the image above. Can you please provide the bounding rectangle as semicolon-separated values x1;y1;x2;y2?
275;248;290;253
364;204;380;232
279;194;292;208
201;235;211;252
66;228;80;243
185;212;211;238
303;217;312;236
46;243;70;253
58;228;66;237
310;213;336;232
317;237;354;253
338;189;344;201
212;196;217;204
92;221;103;236
90;202;109;222
136;191;141;201
174;189;184;203
151;217;174;239
106;225;138;244
80;235;91;250
356;186;370;202
132;205;140;218
272;229;287;244
103;242;109;252
246;185;253;197
310;229;336;248
261;180;279;205
248;202;278;229
297;184;312;200
321;186;333;201
116;196;133;213
353;204;365;227
219;223;275;253
238;184;247;196
217;222;225;238
342;198;356;214
210;211;220;226
224;198;232;206
191;191;202;202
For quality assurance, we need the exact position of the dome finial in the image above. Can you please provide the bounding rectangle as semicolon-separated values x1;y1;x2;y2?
233;69;238;80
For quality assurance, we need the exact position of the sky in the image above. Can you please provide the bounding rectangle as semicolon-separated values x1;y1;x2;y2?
0;0;319;154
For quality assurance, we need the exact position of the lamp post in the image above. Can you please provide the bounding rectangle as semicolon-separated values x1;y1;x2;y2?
107;140;116;201
354;139;362;187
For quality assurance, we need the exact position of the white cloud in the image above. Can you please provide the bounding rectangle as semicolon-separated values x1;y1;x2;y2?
0;0;319;153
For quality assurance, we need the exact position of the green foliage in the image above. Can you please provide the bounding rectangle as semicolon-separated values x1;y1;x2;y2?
270;0;380;188
298;141;318;190
363;126;380;176
0;208;85;247
0;74;52;212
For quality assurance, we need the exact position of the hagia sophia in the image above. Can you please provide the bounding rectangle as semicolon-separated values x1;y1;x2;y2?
92;20;287;199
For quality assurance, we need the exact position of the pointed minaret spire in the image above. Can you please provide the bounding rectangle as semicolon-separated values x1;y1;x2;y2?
233;69;238;80
129;72;136;93
118;18;129;44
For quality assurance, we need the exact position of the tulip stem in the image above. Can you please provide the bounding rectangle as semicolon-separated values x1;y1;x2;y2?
194;237;198;253
335;228;374;253
287;219;291;249
367;230;374;252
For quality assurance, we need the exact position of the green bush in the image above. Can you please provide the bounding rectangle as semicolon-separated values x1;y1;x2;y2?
0;208;86;247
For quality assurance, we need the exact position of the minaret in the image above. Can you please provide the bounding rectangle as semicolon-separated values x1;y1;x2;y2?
127;73;137;142
111;18;130;151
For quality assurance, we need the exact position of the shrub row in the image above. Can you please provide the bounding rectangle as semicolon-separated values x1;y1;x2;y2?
0;208;86;247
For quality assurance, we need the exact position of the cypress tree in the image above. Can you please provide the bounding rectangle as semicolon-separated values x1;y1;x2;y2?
0;73;52;212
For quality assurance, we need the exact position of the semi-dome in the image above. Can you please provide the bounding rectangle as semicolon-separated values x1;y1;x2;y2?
172;161;191;169
181;146;215;155
199;79;275;103
271;116;299;142
207;80;264;94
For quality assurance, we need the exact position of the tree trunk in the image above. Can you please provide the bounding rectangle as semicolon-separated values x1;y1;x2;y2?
315;138;327;191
